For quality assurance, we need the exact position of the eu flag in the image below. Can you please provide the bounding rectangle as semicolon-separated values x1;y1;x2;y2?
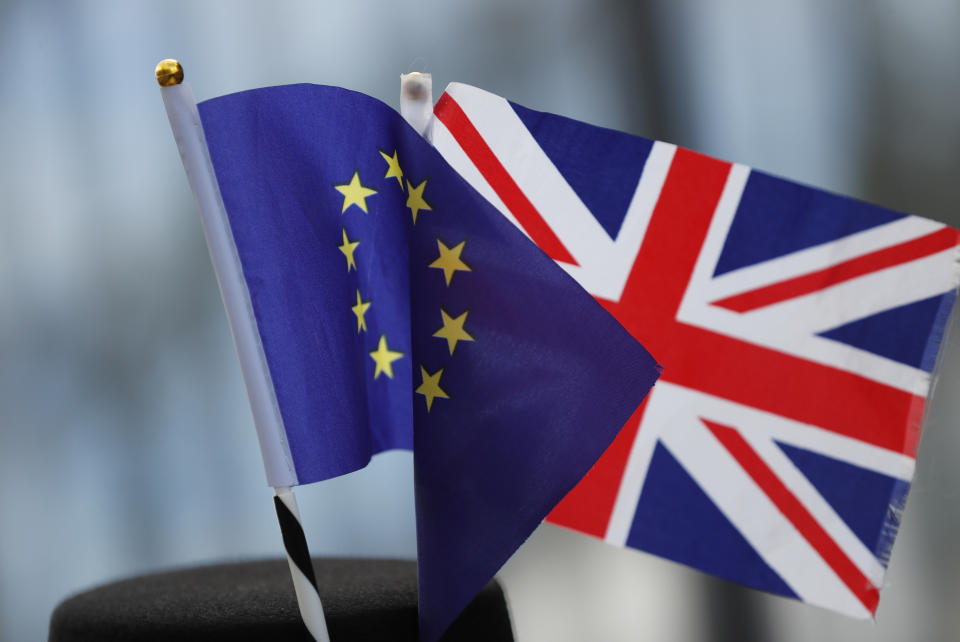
199;84;660;641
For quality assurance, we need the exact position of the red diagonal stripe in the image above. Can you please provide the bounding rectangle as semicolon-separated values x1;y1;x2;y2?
712;227;960;313
705;420;880;614
434;93;579;265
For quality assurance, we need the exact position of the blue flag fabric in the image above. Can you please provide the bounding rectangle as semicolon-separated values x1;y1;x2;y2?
198;84;661;641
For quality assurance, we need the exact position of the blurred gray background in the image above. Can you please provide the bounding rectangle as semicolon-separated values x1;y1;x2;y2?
2;1;960;640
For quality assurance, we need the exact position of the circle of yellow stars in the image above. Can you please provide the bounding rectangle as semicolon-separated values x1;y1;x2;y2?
333;147;480;411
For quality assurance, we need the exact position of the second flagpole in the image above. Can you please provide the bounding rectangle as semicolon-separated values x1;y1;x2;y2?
400;71;434;137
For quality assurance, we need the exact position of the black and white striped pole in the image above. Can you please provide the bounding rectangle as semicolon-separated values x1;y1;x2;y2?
156;59;331;642
274;487;329;641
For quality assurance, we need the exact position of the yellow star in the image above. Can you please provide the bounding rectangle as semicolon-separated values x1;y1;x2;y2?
369;334;404;379
416;365;449;411
380;149;404;187
433;309;475;355
338;227;360;272
334;171;377;213
406;178;432;223
351;289;371;333
429;239;471;286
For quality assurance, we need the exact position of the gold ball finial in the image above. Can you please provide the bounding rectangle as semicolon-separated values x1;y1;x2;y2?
155;59;184;87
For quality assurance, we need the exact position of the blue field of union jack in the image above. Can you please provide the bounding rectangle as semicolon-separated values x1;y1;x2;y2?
430;82;960;617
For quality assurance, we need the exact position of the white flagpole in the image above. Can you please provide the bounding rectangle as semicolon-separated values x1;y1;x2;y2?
155;59;330;642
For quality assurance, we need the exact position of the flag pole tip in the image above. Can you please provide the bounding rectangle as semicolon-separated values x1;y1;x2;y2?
401;72;431;101
155;59;184;87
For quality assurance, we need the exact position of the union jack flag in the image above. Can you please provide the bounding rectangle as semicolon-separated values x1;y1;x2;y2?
429;83;960;617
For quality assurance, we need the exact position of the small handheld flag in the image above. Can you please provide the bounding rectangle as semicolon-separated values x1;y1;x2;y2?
157;59;329;642
429;81;960;619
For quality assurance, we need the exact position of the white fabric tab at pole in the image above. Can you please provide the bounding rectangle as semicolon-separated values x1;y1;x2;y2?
160;81;297;487
400;72;433;138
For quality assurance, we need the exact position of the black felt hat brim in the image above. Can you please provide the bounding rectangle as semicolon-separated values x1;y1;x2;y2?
49;558;513;642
